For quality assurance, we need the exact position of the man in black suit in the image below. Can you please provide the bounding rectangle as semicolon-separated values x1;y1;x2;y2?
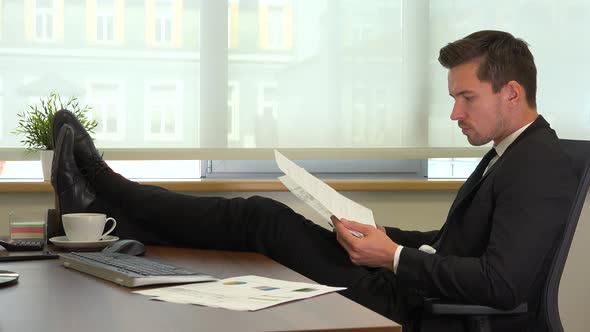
51;30;577;331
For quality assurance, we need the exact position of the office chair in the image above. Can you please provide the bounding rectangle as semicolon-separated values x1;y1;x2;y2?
422;139;590;332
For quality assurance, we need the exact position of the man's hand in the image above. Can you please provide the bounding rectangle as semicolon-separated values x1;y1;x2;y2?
331;216;398;270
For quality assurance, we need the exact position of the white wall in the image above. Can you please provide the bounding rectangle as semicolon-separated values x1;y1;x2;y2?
0;190;587;330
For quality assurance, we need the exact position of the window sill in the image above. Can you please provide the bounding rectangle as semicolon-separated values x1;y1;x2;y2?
0;179;463;193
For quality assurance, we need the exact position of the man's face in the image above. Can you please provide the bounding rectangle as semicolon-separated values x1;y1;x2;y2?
448;61;507;146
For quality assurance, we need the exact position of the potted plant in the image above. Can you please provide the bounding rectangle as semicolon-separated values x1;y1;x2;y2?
12;91;97;181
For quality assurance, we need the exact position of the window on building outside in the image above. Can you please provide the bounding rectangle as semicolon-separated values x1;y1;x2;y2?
96;1;115;43
34;0;55;41
86;81;125;140
154;0;173;46
145;81;183;140
266;6;285;49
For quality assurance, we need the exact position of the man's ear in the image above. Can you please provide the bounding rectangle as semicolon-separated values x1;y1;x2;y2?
502;81;524;107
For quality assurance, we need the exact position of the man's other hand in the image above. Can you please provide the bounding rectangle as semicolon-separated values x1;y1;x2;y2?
331;216;398;270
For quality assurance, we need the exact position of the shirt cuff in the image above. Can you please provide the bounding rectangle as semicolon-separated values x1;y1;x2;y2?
393;245;403;273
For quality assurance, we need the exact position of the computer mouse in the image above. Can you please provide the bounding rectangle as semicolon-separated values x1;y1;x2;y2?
102;239;146;256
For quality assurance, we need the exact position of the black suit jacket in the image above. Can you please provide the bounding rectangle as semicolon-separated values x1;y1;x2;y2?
386;116;577;331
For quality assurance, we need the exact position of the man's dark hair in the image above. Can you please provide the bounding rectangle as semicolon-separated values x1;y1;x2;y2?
438;30;537;108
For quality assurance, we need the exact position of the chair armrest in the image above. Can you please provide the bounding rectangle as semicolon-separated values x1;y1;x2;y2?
423;298;528;316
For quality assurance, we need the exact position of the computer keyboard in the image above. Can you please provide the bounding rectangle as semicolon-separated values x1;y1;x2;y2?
73;252;198;276
59;252;218;287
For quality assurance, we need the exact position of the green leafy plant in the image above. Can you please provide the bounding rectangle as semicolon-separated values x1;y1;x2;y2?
12;91;98;151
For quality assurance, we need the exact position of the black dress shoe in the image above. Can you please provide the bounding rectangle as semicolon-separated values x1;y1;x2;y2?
51;124;96;215
52;110;108;179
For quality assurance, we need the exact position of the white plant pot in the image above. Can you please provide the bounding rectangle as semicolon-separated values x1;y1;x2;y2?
40;150;54;182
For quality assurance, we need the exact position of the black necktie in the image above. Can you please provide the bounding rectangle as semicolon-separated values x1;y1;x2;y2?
448;148;498;214
475;148;498;179
432;148;497;250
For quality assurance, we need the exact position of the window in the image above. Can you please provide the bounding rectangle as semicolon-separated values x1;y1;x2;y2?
371;88;389;145
96;1;115;43
85;81;125;140
258;0;292;50
257;82;278;118
207;158;425;179
351;85;367;144
0;161;43;180
3;1;590;181
106;160;201;180
144;81;183;141
266;6;285;49
227;81;240;143
34;0;55;41
352;21;370;44
428;158;480;179
153;0;173;46
86;0;123;45
0;160;201;181
254;82;279;147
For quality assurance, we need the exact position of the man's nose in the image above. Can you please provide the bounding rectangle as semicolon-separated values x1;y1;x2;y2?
450;102;463;121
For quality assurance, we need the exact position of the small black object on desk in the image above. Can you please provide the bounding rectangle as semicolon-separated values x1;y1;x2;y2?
102;239;146;256
0;246;57;261
0;237;45;251
0;270;18;286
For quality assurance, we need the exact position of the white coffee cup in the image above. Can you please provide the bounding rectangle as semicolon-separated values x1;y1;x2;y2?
62;213;117;242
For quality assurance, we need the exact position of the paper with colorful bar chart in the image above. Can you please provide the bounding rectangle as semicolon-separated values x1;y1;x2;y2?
134;275;345;311
274;150;375;234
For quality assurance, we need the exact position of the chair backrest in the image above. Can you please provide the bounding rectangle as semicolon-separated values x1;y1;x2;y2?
543;139;590;332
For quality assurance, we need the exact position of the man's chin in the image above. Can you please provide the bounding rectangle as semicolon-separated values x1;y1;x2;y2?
467;136;491;146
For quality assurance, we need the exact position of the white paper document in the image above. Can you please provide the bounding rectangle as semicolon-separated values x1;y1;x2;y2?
134;275;345;311
275;150;375;231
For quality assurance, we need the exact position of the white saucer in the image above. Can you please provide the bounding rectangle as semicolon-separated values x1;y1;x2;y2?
49;235;119;250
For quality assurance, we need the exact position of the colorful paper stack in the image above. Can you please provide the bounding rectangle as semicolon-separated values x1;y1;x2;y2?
10;221;45;239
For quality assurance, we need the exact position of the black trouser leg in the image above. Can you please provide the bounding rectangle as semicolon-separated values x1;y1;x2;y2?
89;169;413;325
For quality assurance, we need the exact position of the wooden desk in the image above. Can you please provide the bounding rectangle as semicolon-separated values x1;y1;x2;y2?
0;247;401;332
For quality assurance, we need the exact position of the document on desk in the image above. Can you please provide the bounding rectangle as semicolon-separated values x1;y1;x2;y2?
134;275;345;311
274;150;375;232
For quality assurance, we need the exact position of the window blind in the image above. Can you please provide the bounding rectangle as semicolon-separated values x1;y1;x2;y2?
0;0;588;161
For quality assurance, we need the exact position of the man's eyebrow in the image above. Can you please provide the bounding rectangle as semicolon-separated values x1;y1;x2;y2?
449;90;475;98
